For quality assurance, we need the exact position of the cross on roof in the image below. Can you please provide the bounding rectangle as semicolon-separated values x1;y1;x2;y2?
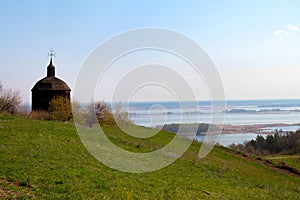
48;49;56;59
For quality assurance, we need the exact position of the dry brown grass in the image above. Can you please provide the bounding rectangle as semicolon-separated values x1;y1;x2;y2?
27;111;51;120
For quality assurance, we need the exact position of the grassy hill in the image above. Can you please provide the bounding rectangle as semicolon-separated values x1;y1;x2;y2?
0;115;299;199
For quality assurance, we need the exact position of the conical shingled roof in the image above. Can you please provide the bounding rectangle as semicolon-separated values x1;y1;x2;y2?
31;76;71;91
31;59;71;91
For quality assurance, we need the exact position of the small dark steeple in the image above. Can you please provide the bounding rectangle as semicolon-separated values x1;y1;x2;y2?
47;50;56;77
47;58;55;77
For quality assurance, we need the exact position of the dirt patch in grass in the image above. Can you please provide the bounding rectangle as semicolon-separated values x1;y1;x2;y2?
0;177;37;199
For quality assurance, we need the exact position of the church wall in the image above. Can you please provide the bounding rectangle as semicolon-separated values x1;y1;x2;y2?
32;90;70;111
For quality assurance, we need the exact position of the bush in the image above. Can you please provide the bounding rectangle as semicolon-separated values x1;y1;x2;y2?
76;101;116;127
74;101;132;127
94;101;116;126
48;96;72;121
113;101;133;126
0;82;22;114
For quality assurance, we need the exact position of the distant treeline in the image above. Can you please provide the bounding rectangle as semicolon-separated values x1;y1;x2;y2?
158;123;219;135
230;130;300;155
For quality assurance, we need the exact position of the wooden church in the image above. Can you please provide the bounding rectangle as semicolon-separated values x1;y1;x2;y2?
31;52;71;111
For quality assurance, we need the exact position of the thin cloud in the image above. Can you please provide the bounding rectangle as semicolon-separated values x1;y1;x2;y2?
287;24;300;31
274;29;283;36
274;24;300;37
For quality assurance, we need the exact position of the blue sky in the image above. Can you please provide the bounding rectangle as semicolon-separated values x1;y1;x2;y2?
1;0;300;102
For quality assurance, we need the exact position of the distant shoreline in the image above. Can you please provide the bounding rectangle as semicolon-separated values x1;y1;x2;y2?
160;122;300;135
215;123;300;135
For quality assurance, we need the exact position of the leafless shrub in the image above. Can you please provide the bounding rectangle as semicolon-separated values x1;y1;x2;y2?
81;101;116;127
0;82;22;114
113;101;133;126
74;101;132;127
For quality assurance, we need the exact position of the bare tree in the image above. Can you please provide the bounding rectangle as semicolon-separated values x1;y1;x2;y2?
0;81;2;94
0;83;22;114
94;101;109;120
83;101;109;127
113;101;132;126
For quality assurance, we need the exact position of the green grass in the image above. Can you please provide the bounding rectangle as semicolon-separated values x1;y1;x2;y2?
0;115;299;199
264;155;300;171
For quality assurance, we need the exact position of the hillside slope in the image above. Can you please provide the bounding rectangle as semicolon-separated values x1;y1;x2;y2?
0;115;299;199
